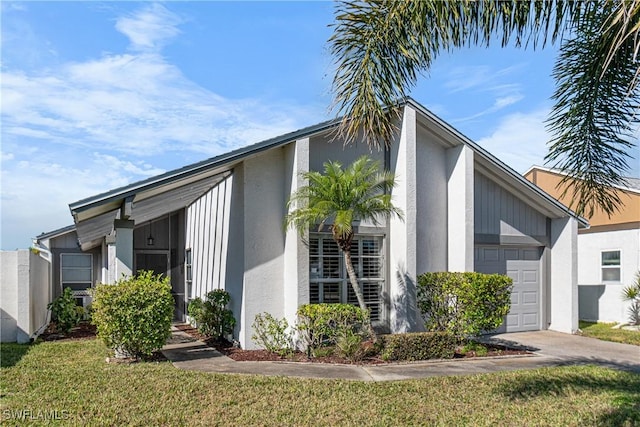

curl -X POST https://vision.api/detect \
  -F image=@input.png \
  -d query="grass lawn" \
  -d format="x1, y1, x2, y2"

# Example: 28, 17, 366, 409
579, 321, 640, 346
1, 339, 639, 426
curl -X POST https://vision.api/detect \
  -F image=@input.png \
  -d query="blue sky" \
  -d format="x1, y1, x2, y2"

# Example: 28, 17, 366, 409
1, 1, 639, 250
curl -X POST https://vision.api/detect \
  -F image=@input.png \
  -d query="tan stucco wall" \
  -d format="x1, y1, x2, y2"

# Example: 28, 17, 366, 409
525, 168, 640, 227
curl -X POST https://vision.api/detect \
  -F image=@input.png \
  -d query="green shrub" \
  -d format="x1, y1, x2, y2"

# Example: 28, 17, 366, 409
48, 288, 84, 334
252, 312, 293, 356
335, 328, 367, 361
187, 290, 236, 339
378, 332, 456, 361
416, 272, 513, 339
460, 340, 489, 357
91, 271, 174, 358
296, 303, 368, 357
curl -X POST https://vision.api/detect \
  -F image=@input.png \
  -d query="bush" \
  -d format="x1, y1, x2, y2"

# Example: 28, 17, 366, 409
378, 332, 456, 361
48, 288, 84, 334
335, 328, 368, 361
91, 271, 174, 358
187, 290, 236, 339
416, 272, 513, 339
252, 312, 293, 356
296, 303, 368, 357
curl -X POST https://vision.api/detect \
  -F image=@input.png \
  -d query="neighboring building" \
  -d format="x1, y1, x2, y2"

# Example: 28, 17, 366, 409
33, 99, 587, 348
525, 166, 640, 324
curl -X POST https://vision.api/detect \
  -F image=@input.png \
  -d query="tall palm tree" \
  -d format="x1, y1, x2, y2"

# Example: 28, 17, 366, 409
285, 155, 403, 313
329, 0, 639, 217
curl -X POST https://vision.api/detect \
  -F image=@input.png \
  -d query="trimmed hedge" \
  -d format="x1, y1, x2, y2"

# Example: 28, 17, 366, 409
296, 303, 368, 356
378, 332, 456, 361
91, 271, 174, 358
417, 272, 513, 339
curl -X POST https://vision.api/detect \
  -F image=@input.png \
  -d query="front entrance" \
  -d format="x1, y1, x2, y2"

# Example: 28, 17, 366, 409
135, 251, 184, 321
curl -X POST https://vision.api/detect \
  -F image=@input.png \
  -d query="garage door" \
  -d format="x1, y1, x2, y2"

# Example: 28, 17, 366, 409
474, 246, 542, 332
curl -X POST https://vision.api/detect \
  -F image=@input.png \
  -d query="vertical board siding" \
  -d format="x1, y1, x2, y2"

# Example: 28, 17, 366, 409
474, 172, 546, 237
186, 174, 233, 299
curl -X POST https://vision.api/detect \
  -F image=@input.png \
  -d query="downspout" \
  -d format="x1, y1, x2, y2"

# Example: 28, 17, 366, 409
30, 239, 53, 340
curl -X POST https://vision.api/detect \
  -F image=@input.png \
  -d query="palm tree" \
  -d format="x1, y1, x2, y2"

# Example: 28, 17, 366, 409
285, 155, 403, 313
329, 0, 639, 217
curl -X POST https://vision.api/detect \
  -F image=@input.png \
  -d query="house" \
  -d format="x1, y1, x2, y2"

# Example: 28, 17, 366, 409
34, 99, 587, 349
525, 166, 640, 324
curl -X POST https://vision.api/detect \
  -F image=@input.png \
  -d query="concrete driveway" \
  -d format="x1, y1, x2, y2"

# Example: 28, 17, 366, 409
483, 330, 639, 373
162, 329, 639, 381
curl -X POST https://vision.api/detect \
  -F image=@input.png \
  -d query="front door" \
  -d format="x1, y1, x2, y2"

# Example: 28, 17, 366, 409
135, 251, 182, 321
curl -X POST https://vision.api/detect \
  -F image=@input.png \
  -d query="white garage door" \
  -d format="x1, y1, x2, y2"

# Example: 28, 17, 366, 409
474, 246, 542, 332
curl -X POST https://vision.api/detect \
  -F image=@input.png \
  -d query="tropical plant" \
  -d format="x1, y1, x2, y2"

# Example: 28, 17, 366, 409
622, 271, 640, 325
285, 155, 403, 314
47, 287, 84, 334
329, 0, 639, 217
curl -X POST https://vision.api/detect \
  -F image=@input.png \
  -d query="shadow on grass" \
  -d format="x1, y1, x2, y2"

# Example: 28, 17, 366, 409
496, 367, 640, 426
0, 341, 37, 368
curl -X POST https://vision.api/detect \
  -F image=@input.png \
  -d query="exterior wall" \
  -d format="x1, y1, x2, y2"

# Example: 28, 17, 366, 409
415, 123, 448, 274
240, 148, 288, 348
577, 228, 639, 323
186, 175, 233, 299
474, 172, 547, 242
549, 216, 579, 333
446, 144, 474, 271
525, 168, 640, 228
1, 250, 51, 343
388, 106, 418, 333
283, 138, 310, 328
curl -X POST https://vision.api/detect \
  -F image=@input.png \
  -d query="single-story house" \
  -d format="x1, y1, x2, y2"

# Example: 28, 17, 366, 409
525, 166, 640, 324
35, 98, 587, 349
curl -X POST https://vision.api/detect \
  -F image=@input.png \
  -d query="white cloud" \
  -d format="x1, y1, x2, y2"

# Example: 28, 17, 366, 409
115, 3, 183, 52
475, 109, 551, 174
0, 2, 321, 249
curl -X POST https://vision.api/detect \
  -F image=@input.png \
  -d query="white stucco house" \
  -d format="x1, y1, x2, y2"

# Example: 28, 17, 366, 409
525, 166, 640, 324
33, 99, 587, 348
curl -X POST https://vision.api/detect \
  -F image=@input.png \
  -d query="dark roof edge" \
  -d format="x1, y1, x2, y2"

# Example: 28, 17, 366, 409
35, 224, 77, 241
404, 98, 590, 228
69, 116, 342, 214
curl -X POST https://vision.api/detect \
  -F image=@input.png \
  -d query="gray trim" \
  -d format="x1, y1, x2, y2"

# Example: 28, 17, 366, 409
69, 119, 340, 215
474, 233, 549, 247
36, 224, 76, 241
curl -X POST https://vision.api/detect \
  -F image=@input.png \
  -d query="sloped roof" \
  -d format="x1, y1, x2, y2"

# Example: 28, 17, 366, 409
68, 98, 588, 248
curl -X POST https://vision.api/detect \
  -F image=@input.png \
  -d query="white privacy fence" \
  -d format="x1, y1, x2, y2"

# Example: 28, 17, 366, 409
1, 250, 51, 343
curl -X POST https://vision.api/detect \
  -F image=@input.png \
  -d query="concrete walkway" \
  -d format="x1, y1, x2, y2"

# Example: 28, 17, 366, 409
161, 329, 639, 382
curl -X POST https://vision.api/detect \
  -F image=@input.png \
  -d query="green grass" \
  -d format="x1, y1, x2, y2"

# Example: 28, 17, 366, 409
1, 339, 639, 426
579, 321, 640, 346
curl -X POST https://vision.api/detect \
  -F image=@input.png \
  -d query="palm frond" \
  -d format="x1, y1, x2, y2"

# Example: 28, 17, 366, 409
546, 4, 639, 217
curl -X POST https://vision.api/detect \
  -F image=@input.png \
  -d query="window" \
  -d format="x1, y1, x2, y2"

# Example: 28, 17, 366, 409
309, 234, 384, 321
601, 250, 621, 282
60, 254, 92, 292
185, 249, 193, 300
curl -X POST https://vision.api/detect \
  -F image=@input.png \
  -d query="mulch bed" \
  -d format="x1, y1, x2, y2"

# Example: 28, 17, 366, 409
39, 321, 97, 341
175, 324, 530, 365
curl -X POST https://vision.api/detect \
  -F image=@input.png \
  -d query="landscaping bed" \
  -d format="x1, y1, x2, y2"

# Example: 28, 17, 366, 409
175, 324, 530, 365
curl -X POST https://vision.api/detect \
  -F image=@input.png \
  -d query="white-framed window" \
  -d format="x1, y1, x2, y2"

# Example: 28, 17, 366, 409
309, 234, 384, 321
185, 249, 193, 300
601, 250, 621, 282
60, 253, 93, 292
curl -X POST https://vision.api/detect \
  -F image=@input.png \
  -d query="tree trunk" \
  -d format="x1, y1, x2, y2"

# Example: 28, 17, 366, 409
343, 249, 366, 312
